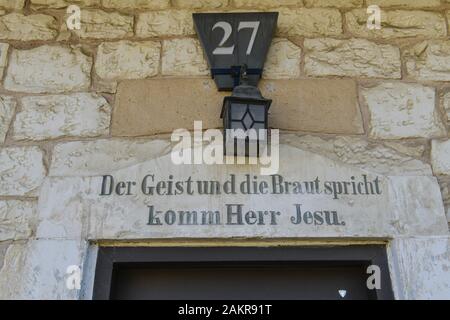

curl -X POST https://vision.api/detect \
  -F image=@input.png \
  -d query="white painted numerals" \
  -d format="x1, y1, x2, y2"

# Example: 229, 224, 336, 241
212, 21, 260, 56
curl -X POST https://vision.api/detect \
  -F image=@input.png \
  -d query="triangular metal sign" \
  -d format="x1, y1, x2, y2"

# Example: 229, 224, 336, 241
193, 12, 278, 91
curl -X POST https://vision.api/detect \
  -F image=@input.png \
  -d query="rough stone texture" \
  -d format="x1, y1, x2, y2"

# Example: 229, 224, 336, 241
277, 8, 342, 37
0, 43, 8, 80
0, 96, 15, 144
0, 240, 86, 299
50, 138, 171, 177
12, 93, 111, 141
4, 46, 92, 94
136, 10, 194, 37
0, 13, 58, 41
0, 0, 25, 9
282, 134, 432, 176
102, 0, 169, 10
405, 41, 450, 82
173, 0, 227, 8
0, 147, 46, 196
263, 38, 301, 79
0, 201, 36, 241
390, 237, 450, 300
304, 0, 362, 7
438, 179, 450, 222
234, 0, 302, 7
30, 0, 99, 8
382, 141, 425, 158
444, 93, 450, 124
346, 10, 446, 39
367, 0, 441, 8
431, 140, 450, 176
362, 83, 446, 139
40, 143, 448, 240
112, 79, 364, 137
73, 10, 133, 39
95, 41, 160, 80
304, 38, 401, 79
162, 39, 209, 76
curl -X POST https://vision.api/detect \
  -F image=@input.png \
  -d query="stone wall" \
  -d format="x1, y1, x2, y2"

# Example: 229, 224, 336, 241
0, 0, 450, 299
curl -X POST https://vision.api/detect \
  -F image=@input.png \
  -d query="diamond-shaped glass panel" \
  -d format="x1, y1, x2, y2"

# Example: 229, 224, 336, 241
242, 112, 254, 130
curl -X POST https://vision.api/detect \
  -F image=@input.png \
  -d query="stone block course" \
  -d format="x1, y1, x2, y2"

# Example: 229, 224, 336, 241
4, 46, 92, 94
362, 83, 446, 140
12, 93, 111, 141
304, 38, 401, 79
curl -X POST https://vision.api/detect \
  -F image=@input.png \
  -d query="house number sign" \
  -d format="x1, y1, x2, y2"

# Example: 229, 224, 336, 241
193, 12, 278, 90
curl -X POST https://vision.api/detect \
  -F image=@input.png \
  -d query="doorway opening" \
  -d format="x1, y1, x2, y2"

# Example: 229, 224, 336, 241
93, 246, 393, 300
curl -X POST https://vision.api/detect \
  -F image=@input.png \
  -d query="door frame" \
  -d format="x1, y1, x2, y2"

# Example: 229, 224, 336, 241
92, 245, 394, 300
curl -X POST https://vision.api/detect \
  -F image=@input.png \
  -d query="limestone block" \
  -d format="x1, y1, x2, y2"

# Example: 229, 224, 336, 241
0, 147, 46, 196
304, 38, 401, 79
362, 83, 446, 139
12, 93, 111, 141
95, 41, 160, 80
4, 46, 92, 94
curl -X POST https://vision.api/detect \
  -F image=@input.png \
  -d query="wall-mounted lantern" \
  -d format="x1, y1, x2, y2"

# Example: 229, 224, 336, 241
221, 65, 272, 157
193, 12, 278, 157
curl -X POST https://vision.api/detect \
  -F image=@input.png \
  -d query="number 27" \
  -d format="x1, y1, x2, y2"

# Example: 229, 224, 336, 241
212, 21, 260, 56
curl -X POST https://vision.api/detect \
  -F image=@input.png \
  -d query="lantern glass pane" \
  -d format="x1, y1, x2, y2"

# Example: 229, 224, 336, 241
248, 104, 266, 121
230, 103, 247, 120
242, 112, 253, 130
231, 121, 245, 130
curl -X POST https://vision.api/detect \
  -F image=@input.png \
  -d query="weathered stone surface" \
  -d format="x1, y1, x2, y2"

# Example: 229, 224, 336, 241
12, 93, 111, 141
304, 38, 401, 79
277, 8, 342, 37
382, 141, 425, 159
0, 96, 15, 144
431, 140, 450, 176
50, 138, 171, 177
0, 201, 36, 241
4, 46, 92, 94
0, 147, 46, 196
362, 83, 446, 139
261, 80, 363, 134
102, 0, 169, 10
30, 0, 99, 8
40, 142, 449, 240
405, 41, 450, 81
95, 41, 160, 80
438, 179, 450, 222
0, 240, 86, 299
444, 92, 450, 124
346, 10, 446, 39
37, 178, 91, 239
263, 38, 301, 79
367, 0, 441, 8
233, 0, 302, 7
112, 79, 223, 137
304, 0, 362, 7
136, 10, 194, 37
0, 13, 58, 41
162, 39, 209, 76
173, 0, 227, 8
282, 134, 432, 176
112, 79, 363, 137
390, 237, 450, 300
0, 43, 8, 80
0, 0, 25, 9
73, 10, 133, 39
